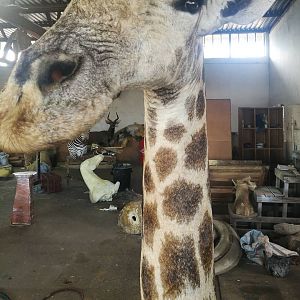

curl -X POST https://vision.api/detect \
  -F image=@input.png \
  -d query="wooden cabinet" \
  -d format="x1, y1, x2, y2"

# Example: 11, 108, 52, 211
238, 107, 284, 165
207, 99, 232, 160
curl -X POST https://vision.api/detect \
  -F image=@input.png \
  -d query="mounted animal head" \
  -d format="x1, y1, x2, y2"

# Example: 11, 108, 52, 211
0, 0, 275, 153
233, 176, 257, 191
105, 112, 120, 128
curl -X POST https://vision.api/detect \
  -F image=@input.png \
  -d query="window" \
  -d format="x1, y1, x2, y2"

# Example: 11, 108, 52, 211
204, 33, 266, 59
0, 41, 16, 67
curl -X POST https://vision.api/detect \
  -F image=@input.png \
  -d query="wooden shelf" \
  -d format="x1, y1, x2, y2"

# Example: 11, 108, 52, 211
239, 107, 284, 164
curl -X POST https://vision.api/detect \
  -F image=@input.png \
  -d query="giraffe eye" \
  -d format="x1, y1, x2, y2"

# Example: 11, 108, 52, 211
174, 0, 204, 14
185, 1, 200, 13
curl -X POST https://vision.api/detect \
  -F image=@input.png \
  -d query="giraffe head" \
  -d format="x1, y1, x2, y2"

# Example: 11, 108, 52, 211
0, 0, 274, 153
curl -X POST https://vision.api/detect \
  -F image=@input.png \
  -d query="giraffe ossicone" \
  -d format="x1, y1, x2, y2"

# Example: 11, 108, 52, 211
0, 0, 275, 299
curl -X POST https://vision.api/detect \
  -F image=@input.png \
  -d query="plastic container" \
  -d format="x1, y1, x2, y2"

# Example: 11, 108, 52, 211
0, 152, 9, 166
112, 163, 132, 192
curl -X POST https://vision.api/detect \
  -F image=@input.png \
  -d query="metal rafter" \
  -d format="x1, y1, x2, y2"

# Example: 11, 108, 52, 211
0, 5, 46, 38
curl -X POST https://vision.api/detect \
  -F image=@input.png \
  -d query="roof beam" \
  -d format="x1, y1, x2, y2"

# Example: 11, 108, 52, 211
0, 5, 46, 39
0, 4, 67, 14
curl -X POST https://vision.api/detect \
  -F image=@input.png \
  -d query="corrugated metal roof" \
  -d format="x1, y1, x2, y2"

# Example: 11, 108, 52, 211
215, 0, 295, 34
0, 0, 295, 41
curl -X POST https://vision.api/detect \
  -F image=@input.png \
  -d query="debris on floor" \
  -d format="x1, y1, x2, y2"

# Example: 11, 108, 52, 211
274, 223, 300, 252
240, 229, 299, 277
99, 205, 118, 211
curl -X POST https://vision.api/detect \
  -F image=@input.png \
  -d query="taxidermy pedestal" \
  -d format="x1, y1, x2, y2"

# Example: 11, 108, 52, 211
11, 171, 36, 226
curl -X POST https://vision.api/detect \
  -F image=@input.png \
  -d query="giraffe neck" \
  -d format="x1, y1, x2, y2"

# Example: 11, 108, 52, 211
140, 69, 215, 299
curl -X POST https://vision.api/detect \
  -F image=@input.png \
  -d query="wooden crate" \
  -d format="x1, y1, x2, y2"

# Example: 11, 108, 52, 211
229, 186, 300, 232
41, 172, 62, 193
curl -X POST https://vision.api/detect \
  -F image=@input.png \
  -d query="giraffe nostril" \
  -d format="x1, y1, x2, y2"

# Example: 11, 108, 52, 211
38, 59, 79, 89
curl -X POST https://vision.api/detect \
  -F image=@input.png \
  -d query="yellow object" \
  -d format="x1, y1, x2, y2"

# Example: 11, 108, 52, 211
25, 150, 51, 171
0, 165, 12, 177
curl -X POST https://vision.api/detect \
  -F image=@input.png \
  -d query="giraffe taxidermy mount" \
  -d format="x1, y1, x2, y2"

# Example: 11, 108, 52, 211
0, 0, 275, 299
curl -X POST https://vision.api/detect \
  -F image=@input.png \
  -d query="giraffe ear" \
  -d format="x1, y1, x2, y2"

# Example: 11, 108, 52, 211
221, 0, 276, 25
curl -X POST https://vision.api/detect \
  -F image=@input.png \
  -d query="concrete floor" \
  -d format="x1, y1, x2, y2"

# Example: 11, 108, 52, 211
0, 167, 300, 300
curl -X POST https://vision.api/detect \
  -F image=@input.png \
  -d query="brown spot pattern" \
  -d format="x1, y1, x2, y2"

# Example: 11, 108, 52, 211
163, 179, 203, 223
154, 147, 177, 181
141, 257, 158, 300
147, 106, 157, 121
185, 126, 207, 171
164, 123, 186, 143
147, 126, 157, 146
153, 85, 179, 105
146, 106, 157, 146
144, 163, 155, 193
143, 202, 160, 247
159, 234, 200, 298
185, 95, 196, 121
196, 90, 205, 119
199, 211, 213, 278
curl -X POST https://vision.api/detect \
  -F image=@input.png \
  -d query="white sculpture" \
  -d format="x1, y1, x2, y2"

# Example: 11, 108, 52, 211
80, 155, 120, 203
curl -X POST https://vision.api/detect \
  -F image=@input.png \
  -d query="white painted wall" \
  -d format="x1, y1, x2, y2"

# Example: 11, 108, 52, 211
269, 0, 300, 106
92, 60, 270, 133
91, 89, 144, 132
205, 59, 269, 132
0, 59, 269, 133
0, 67, 12, 88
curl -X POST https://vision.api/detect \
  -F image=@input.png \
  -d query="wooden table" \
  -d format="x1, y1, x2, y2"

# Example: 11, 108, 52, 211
229, 186, 300, 231
275, 167, 300, 197
255, 186, 300, 229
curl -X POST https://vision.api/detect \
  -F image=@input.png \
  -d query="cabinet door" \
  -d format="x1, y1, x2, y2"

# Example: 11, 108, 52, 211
207, 99, 232, 160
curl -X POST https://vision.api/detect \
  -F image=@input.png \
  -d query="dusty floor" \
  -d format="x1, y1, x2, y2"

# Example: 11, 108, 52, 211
0, 167, 300, 300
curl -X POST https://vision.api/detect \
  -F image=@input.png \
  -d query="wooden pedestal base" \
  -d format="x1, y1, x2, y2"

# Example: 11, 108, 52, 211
11, 171, 36, 226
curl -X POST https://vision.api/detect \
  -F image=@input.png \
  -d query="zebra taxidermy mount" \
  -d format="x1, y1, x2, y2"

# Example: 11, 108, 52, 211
98, 113, 120, 146
67, 132, 89, 160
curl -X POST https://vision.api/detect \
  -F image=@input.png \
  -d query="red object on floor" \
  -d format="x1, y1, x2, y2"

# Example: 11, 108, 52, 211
11, 171, 36, 226
41, 172, 62, 193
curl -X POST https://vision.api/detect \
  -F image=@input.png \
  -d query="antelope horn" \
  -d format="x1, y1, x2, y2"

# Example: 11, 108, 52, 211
115, 112, 119, 121
106, 112, 112, 122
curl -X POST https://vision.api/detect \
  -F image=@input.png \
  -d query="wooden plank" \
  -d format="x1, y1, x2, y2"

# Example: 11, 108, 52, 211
283, 182, 289, 197
210, 165, 265, 170
284, 177, 300, 184
282, 203, 288, 218
255, 187, 284, 199
233, 216, 300, 224
209, 160, 263, 166
211, 188, 234, 194
256, 197, 300, 204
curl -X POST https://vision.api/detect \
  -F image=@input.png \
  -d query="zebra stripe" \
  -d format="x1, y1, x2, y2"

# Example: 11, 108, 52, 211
67, 134, 88, 160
